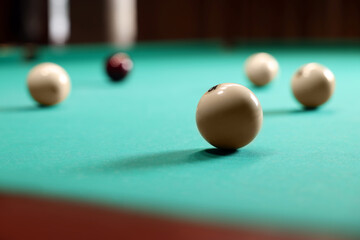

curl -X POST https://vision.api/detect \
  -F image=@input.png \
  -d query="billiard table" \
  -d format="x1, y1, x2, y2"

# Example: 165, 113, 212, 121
0, 41, 359, 239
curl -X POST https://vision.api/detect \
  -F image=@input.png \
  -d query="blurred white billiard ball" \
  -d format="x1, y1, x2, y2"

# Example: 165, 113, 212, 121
245, 52, 279, 86
196, 83, 263, 149
27, 63, 71, 106
291, 63, 335, 108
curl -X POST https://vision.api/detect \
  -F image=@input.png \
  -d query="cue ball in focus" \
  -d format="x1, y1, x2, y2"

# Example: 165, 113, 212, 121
291, 63, 335, 108
245, 52, 279, 86
196, 83, 263, 149
27, 63, 71, 106
106, 53, 133, 81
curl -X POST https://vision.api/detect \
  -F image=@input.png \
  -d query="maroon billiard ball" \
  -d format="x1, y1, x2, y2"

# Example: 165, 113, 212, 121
106, 53, 133, 81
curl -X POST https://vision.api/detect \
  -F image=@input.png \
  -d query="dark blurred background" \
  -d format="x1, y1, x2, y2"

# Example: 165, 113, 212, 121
1, 0, 360, 46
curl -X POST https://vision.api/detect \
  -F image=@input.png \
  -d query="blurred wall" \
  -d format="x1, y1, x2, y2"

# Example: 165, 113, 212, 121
0, 0, 48, 44
69, 1, 107, 43
1, 0, 360, 45
138, 0, 360, 42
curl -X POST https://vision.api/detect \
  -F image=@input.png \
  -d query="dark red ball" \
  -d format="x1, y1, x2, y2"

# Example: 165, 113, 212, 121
106, 53, 133, 81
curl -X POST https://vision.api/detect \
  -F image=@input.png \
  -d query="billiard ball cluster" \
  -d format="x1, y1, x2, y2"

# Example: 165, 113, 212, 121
26, 52, 132, 106
25, 50, 335, 151
243, 52, 335, 108
196, 52, 335, 150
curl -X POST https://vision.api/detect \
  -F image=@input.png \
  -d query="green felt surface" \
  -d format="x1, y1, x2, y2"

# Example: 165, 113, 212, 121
0, 42, 360, 236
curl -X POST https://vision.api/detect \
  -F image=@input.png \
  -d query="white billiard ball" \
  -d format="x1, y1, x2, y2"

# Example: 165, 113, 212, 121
196, 83, 263, 149
291, 63, 335, 108
27, 63, 71, 106
244, 52, 279, 86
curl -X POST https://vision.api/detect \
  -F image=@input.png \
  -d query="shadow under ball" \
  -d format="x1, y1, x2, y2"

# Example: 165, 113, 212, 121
27, 63, 71, 106
196, 83, 263, 149
291, 63, 335, 108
